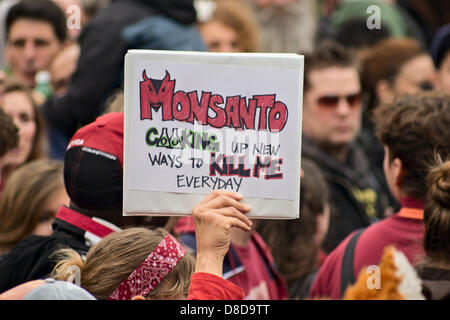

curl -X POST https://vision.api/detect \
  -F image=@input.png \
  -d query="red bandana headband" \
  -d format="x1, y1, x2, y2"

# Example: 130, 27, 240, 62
109, 234, 186, 300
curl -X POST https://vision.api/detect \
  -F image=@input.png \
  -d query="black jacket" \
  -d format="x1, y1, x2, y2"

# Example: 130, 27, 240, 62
0, 217, 89, 293
41, 0, 205, 137
301, 136, 389, 253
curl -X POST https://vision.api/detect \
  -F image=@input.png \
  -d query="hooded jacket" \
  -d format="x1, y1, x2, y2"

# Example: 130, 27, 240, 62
302, 136, 388, 253
41, 0, 205, 138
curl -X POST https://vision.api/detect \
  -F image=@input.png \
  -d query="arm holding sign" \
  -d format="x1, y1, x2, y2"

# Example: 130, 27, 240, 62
188, 190, 252, 300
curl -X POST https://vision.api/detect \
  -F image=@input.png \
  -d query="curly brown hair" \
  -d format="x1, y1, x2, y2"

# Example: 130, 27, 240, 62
375, 91, 450, 201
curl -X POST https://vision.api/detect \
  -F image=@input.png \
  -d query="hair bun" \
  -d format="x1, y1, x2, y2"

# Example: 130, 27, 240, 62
428, 160, 450, 207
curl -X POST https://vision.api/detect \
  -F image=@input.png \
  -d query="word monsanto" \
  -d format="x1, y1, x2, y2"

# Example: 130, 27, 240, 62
140, 70, 288, 132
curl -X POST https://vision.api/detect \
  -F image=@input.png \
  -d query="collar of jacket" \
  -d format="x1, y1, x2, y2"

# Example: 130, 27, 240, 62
301, 135, 372, 183
53, 206, 121, 247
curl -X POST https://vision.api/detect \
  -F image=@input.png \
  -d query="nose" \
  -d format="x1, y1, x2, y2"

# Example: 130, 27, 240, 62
335, 97, 352, 115
23, 41, 36, 61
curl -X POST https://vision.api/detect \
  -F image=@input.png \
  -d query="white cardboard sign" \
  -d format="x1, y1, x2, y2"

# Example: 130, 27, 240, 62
123, 50, 303, 219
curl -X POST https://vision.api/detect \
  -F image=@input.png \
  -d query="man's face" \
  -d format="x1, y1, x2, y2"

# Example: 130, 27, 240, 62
437, 51, 450, 94
5, 19, 62, 88
302, 67, 362, 148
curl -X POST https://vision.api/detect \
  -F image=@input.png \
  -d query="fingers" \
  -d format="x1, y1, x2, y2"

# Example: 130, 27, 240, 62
197, 190, 243, 207
193, 191, 252, 232
197, 194, 250, 214
227, 216, 252, 232
209, 195, 250, 212
214, 207, 252, 229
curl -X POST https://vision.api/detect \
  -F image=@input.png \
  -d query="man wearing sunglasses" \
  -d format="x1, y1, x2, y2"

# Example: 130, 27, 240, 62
301, 40, 388, 254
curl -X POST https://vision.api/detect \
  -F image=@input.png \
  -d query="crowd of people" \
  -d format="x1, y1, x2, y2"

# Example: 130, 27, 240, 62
0, 0, 449, 301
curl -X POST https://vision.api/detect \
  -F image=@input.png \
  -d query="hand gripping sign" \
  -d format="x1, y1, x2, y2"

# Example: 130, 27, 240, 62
123, 50, 303, 219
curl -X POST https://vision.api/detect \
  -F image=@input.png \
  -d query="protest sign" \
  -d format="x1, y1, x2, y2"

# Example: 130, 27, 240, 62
123, 50, 303, 219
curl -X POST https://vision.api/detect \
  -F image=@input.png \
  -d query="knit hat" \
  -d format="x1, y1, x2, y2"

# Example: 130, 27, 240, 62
331, 0, 409, 38
64, 112, 124, 211
430, 23, 450, 69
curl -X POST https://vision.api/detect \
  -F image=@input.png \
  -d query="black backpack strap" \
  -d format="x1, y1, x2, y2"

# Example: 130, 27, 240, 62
340, 229, 365, 298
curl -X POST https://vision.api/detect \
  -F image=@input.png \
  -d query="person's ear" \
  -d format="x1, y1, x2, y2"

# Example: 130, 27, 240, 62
376, 79, 395, 105
391, 158, 404, 187
131, 295, 146, 300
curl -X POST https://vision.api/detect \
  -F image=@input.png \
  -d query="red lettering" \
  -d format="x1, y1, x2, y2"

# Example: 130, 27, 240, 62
207, 94, 226, 128
172, 91, 190, 121
240, 98, 257, 130
254, 95, 275, 131
225, 96, 241, 129
139, 70, 289, 132
269, 101, 288, 132
187, 91, 210, 125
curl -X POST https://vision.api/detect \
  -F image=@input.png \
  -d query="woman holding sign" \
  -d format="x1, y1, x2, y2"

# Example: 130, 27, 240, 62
38, 190, 252, 300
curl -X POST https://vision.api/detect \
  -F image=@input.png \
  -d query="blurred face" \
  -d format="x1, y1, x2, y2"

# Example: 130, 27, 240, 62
6, 19, 62, 87
1, 91, 36, 169
393, 54, 436, 94
436, 52, 450, 94
314, 204, 330, 247
303, 67, 362, 148
199, 20, 241, 52
33, 186, 69, 236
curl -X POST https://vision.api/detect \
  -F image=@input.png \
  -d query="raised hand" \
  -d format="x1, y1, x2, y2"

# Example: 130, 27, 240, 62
192, 190, 252, 277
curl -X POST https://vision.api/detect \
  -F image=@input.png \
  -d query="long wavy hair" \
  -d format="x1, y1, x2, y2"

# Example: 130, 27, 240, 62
0, 159, 64, 253
256, 159, 329, 288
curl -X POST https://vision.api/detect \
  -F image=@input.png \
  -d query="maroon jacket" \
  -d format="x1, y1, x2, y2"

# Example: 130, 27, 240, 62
310, 198, 425, 300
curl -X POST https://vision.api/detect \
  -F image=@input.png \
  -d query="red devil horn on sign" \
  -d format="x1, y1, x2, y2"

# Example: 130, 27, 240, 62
163, 70, 170, 81
142, 70, 150, 81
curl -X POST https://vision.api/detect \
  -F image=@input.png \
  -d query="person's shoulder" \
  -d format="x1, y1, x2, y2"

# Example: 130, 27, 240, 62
6, 235, 58, 255
1, 232, 85, 264
360, 213, 413, 240
0, 235, 59, 267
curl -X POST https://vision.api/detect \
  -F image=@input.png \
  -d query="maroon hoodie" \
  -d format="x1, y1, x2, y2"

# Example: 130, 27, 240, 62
310, 198, 425, 300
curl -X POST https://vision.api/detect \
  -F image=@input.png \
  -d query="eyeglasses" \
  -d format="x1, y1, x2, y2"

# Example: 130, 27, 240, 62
316, 92, 362, 109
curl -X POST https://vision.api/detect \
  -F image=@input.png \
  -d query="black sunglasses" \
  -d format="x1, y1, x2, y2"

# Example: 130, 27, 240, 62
317, 92, 362, 109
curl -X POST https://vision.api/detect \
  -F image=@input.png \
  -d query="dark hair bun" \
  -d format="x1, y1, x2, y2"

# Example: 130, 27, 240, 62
428, 160, 450, 208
